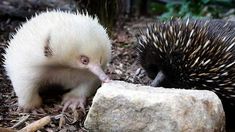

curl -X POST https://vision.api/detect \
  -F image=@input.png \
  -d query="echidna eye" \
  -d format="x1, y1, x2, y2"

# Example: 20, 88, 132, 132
80, 55, 89, 65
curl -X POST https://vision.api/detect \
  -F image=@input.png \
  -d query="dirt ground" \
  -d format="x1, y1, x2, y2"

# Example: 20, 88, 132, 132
0, 15, 155, 131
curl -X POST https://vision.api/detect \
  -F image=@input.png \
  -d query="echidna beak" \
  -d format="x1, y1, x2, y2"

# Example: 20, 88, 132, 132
88, 64, 110, 83
150, 70, 165, 87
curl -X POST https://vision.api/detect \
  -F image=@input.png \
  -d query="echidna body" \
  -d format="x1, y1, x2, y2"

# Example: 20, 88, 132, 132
4, 11, 111, 112
137, 19, 235, 101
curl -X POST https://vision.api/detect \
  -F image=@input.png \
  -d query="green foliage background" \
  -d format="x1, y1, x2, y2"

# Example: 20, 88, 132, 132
149, 0, 235, 20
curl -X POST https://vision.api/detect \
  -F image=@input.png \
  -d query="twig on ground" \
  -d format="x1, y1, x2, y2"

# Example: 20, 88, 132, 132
0, 127, 16, 132
18, 116, 51, 132
11, 114, 30, 128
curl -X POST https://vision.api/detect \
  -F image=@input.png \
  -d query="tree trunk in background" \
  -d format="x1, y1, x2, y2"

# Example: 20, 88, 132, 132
77, 0, 119, 33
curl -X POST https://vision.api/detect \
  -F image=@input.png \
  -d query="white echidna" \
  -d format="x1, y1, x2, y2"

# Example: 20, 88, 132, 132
4, 10, 111, 112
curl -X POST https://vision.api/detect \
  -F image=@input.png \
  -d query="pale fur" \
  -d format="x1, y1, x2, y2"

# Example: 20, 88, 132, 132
4, 11, 111, 110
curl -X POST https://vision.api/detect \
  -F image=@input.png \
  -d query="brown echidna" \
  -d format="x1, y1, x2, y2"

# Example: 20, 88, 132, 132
137, 18, 235, 102
137, 18, 235, 129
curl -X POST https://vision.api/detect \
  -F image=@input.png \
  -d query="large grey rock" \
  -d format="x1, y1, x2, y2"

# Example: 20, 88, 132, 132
84, 81, 225, 132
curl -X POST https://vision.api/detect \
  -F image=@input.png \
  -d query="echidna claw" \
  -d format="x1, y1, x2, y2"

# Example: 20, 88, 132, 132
62, 96, 86, 114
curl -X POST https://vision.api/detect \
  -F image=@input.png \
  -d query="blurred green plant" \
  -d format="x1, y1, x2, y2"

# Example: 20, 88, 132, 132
151, 0, 235, 20
149, 2, 166, 15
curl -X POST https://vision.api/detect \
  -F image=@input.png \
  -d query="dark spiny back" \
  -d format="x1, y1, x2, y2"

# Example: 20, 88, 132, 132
137, 18, 235, 100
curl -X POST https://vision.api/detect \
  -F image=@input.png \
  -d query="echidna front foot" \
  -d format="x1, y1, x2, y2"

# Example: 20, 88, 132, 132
62, 95, 86, 114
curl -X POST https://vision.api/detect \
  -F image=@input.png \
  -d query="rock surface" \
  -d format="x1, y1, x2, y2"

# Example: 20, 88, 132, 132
84, 81, 225, 132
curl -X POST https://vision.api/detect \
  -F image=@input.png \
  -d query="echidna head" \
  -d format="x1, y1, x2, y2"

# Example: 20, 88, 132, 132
45, 13, 111, 82
137, 27, 184, 87
138, 44, 183, 87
